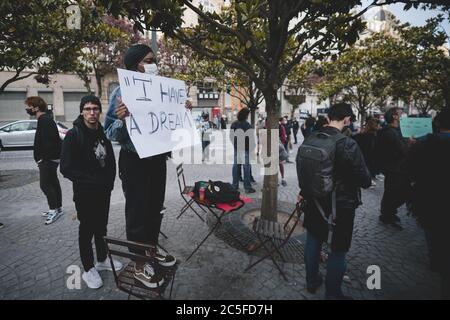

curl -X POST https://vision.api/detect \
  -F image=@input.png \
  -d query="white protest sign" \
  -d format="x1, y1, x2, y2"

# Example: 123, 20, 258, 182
117, 68, 201, 158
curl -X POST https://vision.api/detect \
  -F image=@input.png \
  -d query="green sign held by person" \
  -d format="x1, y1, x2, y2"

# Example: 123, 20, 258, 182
400, 117, 433, 138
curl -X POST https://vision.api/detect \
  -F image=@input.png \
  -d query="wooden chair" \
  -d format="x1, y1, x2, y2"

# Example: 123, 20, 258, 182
103, 236, 178, 300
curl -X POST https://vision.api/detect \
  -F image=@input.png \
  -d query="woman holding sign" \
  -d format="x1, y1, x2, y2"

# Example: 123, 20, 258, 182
104, 44, 176, 288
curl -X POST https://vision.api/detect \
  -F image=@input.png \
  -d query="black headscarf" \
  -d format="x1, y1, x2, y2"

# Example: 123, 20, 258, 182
124, 44, 153, 71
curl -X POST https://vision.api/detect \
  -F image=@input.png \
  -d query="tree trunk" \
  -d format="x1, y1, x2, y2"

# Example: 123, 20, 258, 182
260, 89, 281, 222
250, 107, 256, 127
95, 72, 103, 99
291, 104, 299, 119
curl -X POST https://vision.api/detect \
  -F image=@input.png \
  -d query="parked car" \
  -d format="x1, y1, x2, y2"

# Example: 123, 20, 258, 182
0, 120, 68, 148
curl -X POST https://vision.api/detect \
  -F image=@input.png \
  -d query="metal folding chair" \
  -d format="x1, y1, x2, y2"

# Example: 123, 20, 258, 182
185, 197, 249, 262
103, 236, 178, 300
245, 201, 305, 281
176, 163, 206, 222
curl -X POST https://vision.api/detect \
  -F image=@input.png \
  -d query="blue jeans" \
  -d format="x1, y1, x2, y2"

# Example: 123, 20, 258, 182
304, 231, 347, 298
232, 151, 251, 190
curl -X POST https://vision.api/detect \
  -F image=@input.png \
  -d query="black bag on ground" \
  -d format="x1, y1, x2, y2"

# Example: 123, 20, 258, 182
193, 180, 240, 203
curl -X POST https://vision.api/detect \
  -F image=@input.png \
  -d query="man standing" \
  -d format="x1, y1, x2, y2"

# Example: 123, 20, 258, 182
230, 107, 256, 193
407, 109, 450, 299
292, 117, 300, 144
200, 113, 216, 162
376, 107, 412, 230
297, 103, 371, 299
60, 95, 122, 289
25, 97, 62, 225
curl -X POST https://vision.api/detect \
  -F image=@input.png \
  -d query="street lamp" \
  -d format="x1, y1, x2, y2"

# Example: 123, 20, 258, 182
151, 30, 158, 56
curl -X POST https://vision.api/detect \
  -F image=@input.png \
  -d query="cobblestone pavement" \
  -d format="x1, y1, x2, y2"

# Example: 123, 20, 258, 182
0, 136, 441, 300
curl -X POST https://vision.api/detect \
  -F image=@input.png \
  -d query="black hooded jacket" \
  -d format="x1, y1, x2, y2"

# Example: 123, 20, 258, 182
60, 116, 116, 193
33, 112, 61, 163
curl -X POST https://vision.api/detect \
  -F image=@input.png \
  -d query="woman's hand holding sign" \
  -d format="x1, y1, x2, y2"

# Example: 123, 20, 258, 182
116, 96, 130, 120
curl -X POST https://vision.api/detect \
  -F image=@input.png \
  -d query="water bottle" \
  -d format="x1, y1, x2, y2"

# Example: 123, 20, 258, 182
199, 187, 205, 202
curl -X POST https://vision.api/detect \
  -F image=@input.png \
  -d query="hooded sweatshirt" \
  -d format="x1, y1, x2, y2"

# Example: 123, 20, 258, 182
60, 116, 116, 193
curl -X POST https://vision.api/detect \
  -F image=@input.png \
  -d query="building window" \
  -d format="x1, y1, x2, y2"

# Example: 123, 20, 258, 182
38, 91, 54, 111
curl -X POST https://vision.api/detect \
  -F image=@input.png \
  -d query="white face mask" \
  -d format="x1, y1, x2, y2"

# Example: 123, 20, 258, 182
143, 63, 158, 75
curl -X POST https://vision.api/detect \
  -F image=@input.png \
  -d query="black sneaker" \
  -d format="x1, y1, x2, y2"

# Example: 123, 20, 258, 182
0, 222, 4, 229
307, 275, 323, 294
147, 247, 176, 267
390, 222, 404, 230
379, 216, 403, 230
134, 263, 164, 288
379, 215, 393, 224
245, 188, 256, 194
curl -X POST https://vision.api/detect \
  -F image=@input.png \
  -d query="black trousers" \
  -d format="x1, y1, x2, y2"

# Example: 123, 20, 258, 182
75, 191, 111, 272
293, 129, 298, 144
38, 160, 62, 210
119, 149, 166, 254
380, 172, 410, 219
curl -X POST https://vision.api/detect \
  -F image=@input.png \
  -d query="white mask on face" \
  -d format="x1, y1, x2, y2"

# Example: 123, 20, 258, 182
143, 63, 158, 75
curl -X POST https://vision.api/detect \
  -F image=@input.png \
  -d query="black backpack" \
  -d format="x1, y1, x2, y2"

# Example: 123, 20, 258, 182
296, 131, 346, 198
296, 130, 347, 244
194, 180, 241, 203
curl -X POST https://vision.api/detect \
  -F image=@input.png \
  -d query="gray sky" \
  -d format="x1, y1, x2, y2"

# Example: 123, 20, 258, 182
361, 1, 450, 36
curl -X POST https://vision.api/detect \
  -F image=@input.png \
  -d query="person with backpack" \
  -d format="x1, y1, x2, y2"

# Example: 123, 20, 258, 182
296, 103, 371, 300
406, 108, 450, 299
375, 107, 414, 230
24, 96, 63, 225
60, 95, 122, 289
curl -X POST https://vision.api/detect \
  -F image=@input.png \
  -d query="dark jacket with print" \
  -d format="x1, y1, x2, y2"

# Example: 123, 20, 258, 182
60, 116, 116, 193
300, 126, 371, 252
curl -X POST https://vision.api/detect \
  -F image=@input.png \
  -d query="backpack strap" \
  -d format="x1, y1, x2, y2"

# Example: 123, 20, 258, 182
72, 125, 84, 149
313, 191, 337, 245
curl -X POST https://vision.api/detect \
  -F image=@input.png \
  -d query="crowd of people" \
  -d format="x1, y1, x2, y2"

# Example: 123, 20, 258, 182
14, 42, 449, 300
296, 103, 450, 300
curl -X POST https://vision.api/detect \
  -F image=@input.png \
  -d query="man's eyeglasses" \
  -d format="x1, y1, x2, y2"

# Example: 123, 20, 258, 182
83, 107, 100, 113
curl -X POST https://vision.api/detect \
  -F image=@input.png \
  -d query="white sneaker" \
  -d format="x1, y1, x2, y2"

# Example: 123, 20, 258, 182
42, 207, 62, 217
82, 267, 103, 289
95, 258, 123, 272
44, 209, 62, 225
